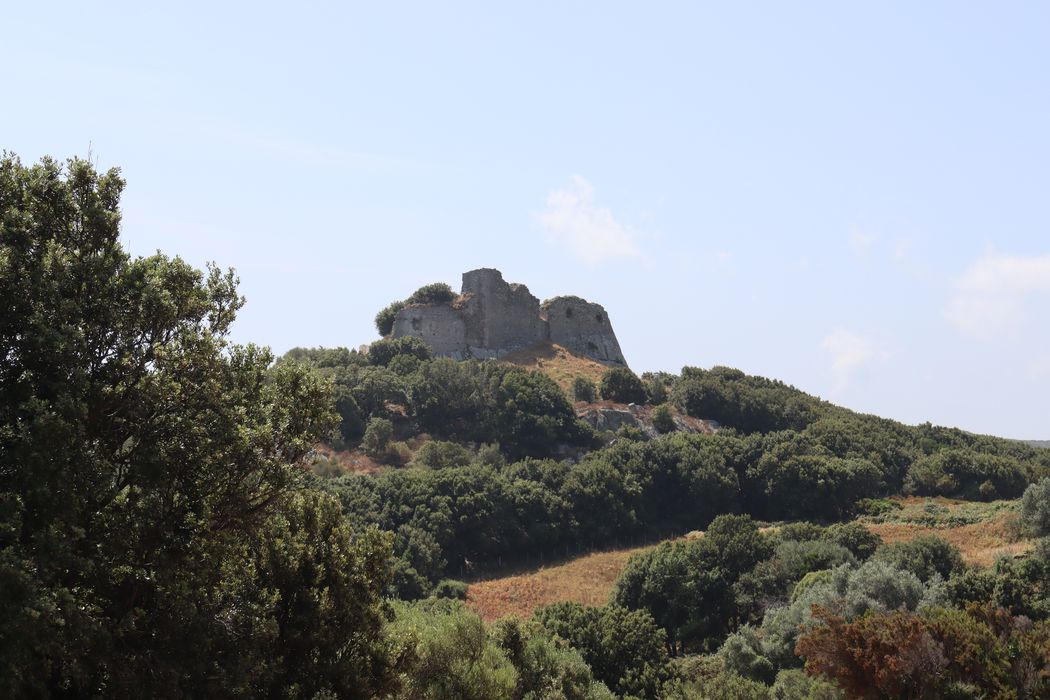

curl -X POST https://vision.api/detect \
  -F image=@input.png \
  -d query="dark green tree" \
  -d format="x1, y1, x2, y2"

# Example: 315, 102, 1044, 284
535, 602, 671, 698
374, 282, 454, 337
375, 300, 406, 336
362, 416, 394, 456
613, 515, 773, 654
368, 335, 431, 367
389, 600, 518, 699
0, 154, 399, 696
874, 535, 965, 583
405, 282, 455, 305
1021, 477, 1050, 536
651, 404, 676, 433
599, 367, 648, 404
572, 376, 597, 403
494, 368, 591, 459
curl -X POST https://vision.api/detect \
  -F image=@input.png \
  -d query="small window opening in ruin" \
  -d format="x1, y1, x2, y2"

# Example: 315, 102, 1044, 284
595, 313, 603, 323
411, 318, 422, 331
565, 308, 573, 318
587, 341, 598, 353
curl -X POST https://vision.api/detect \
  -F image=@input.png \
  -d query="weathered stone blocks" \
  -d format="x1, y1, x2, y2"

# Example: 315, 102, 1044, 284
391, 268, 627, 365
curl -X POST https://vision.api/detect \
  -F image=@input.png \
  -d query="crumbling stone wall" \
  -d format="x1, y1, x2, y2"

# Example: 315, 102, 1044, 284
391, 268, 627, 365
391, 303, 468, 358
461, 268, 547, 353
543, 296, 625, 365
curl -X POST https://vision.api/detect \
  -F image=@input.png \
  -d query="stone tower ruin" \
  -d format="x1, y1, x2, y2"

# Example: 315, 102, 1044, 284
390, 268, 627, 365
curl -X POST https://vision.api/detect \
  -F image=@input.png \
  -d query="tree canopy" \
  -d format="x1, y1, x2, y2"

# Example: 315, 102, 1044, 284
0, 155, 398, 696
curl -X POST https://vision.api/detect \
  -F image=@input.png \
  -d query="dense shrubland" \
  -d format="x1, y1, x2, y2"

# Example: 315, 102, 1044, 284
3, 154, 1049, 698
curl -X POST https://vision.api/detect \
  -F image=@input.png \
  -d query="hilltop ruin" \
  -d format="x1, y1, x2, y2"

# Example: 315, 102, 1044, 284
391, 268, 627, 365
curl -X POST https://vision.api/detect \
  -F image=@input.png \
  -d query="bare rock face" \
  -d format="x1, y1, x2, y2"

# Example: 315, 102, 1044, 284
391, 268, 627, 365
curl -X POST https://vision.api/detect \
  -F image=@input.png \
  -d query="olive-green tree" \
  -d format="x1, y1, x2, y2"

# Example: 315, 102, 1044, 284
0, 154, 399, 696
573, 376, 597, 403
599, 367, 648, 404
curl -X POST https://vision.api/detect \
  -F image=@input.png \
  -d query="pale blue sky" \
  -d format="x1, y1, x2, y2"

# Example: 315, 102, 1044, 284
5, 2, 1050, 438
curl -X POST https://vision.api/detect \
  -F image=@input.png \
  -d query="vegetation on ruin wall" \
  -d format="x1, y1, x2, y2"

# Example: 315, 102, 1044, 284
374, 282, 456, 336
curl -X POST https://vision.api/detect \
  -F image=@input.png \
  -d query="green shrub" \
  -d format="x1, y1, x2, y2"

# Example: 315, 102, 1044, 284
491, 618, 614, 700
615, 424, 646, 442
651, 404, 676, 433
388, 600, 517, 699
904, 448, 1030, 500
792, 569, 834, 601
308, 455, 345, 478
374, 300, 406, 336
771, 669, 844, 699
750, 448, 884, 521
534, 602, 671, 698
413, 440, 474, 469
599, 367, 648, 404
362, 416, 393, 456
572, 376, 597, 403
373, 283, 454, 338
685, 670, 772, 700
1020, 477, 1050, 537
432, 579, 469, 600
773, 539, 856, 582
776, 522, 826, 543
641, 372, 674, 405
855, 498, 904, 517
823, 522, 882, 560
874, 535, 964, 583
474, 443, 506, 468
671, 365, 820, 434
383, 440, 413, 467
368, 335, 431, 367
718, 626, 775, 683
406, 282, 455, 305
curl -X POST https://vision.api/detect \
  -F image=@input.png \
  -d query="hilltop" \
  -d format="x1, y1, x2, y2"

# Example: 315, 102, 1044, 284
381, 268, 627, 365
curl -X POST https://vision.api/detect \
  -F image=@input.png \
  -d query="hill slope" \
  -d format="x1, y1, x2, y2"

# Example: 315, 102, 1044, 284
500, 341, 611, 391
465, 495, 1033, 623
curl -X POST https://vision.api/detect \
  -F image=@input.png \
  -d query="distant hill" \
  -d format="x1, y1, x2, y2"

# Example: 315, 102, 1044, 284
1025, 440, 1050, 449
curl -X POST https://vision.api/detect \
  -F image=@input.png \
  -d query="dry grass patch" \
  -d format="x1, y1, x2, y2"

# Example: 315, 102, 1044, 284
465, 496, 1035, 625
309, 444, 387, 476
500, 342, 610, 391
867, 515, 1031, 568
466, 533, 704, 623
466, 544, 653, 623
861, 496, 1031, 568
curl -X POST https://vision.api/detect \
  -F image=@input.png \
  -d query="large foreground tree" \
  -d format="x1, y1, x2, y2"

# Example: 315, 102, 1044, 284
0, 154, 400, 697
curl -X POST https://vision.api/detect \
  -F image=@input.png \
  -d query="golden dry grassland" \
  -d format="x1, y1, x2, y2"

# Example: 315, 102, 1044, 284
500, 342, 610, 391
466, 544, 653, 623
466, 496, 1032, 623
860, 496, 1031, 568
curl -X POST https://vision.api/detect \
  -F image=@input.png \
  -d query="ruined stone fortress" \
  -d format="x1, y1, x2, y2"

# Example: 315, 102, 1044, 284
391, 268, 627, 365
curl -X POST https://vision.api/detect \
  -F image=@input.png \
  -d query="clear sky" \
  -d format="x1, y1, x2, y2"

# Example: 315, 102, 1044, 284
5, 2, 1050, 439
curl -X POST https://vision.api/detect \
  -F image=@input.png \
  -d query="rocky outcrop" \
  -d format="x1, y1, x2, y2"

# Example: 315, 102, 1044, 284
391, 268, 627, 365
577, 403, 717, 440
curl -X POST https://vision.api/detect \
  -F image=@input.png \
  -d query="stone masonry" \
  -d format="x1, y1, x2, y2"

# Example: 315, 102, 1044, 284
391, 268, 627, 365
